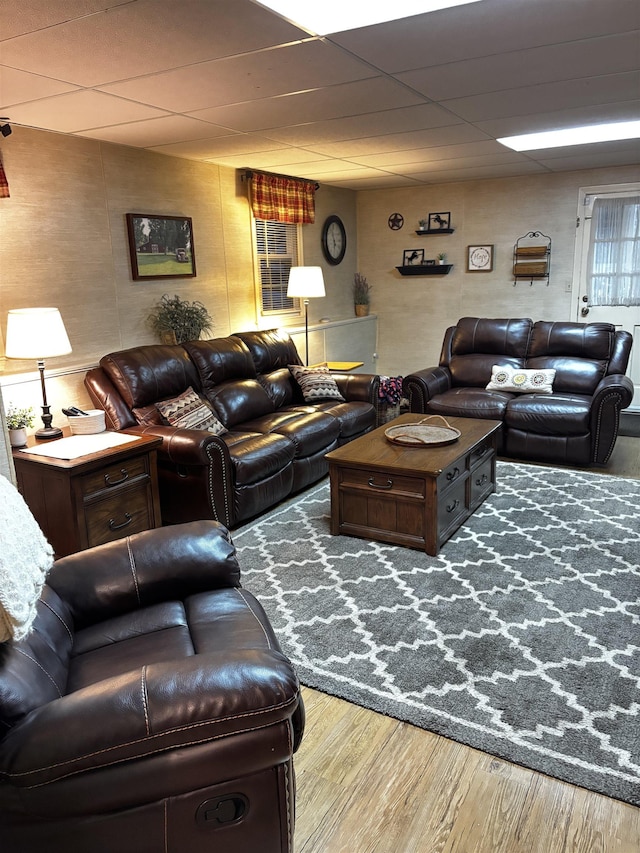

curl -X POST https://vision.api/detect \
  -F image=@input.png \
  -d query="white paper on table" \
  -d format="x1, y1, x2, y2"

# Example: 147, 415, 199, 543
17, 432, 141, 460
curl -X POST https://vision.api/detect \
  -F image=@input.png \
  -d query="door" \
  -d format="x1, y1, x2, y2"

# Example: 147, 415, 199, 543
573, 185, 640, 410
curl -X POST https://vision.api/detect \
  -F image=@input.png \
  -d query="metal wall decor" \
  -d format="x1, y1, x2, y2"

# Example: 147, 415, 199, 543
388, 212, 404, 230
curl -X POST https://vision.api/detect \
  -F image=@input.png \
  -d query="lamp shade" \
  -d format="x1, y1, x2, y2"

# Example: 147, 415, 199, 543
287, 266, 326, 299
5, 308, 72, 360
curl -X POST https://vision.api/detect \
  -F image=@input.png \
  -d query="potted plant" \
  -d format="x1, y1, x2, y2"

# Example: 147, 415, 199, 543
148, 293, 213, 344
418, 218, 429, 231
437, 252, 447, 265
6, 404, 35, 447
353, 273, 372, 317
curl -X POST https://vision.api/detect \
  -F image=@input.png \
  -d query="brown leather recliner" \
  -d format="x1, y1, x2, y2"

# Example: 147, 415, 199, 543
403, 317, 633, 466
0, 522, 304, 853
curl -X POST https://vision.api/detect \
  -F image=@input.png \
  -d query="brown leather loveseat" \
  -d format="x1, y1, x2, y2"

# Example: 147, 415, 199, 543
403, 317, 633, 466
0, 521, 304, 853
85, 328, 377, 528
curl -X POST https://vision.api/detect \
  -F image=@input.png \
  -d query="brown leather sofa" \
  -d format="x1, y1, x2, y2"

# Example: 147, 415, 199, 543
0, 521, 304, 853
403, 317, 633, 466
85, 328, 377, 528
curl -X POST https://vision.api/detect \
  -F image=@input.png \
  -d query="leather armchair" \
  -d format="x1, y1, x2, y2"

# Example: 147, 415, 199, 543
0, 522, 304, 853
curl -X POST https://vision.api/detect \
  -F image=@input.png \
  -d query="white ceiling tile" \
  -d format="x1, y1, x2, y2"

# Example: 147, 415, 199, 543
0, 1, 123, 40
477, 100, 640, 139
77, 116, 231, 147
0, 67, 79, 107
151, 134, 290, 159
339, 141, 506, 168
6, 90, 169, 132
99, 40, 374, 113
187, 78, 424, 132
308, 124, 490, 158
1, 0, 306, 86
403, 162, 549, 183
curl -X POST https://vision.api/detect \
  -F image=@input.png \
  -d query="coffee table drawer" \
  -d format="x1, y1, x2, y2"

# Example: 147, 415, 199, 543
338, 467, 425, 498
470, 456, 494, 507
437, 477, 467, 540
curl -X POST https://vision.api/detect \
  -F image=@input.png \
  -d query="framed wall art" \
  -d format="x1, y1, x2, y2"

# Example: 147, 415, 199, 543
403, 248, 425, 266
126, 213, 196, 280
428, 211, 451, 231
467, 244, 494, 272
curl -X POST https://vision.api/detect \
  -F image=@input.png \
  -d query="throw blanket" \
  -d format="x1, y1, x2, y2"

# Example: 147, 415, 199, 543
0, 475, 54, 642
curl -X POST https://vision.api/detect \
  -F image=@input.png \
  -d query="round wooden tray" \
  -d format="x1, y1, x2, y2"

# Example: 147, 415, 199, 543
385, 416, 460, 447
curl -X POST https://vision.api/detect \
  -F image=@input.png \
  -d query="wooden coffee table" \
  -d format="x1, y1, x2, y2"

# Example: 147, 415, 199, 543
326, 414, 502, 555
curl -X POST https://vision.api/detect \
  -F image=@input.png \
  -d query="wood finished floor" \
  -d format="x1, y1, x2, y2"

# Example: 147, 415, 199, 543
293, 436, 640, 853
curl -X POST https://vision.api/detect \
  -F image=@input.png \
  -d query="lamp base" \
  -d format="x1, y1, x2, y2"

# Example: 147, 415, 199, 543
35, 426, 63, 441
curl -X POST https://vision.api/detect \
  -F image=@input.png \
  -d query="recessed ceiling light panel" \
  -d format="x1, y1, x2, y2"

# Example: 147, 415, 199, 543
498, 120, 640, 152
254, 0, 482, 35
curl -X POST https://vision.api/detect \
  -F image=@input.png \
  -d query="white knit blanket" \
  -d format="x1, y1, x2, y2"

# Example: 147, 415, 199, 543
0, 475, 54, 642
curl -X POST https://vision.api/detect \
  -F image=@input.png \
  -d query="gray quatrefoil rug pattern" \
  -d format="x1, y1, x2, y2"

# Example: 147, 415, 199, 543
233, 462, 640, 806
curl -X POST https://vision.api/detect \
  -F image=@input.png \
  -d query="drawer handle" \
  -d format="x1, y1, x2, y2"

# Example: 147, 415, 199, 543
476, 445, 488, 458
109, 512, 132, 531
368, 477, 393, 490
446, 466, 460, 482
446, 498, 460, 514
104, 468, 129, 487
475, 474, 488, 487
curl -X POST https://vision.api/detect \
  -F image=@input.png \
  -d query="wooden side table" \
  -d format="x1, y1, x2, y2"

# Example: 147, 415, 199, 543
12, 431, 162, 558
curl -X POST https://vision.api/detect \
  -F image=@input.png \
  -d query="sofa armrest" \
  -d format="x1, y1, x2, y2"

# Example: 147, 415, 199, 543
403, 366, 452, 412
333, 372, 379, 405
589, 373, 635, 464
0, 647, 300, 788
47, 521, 241, 628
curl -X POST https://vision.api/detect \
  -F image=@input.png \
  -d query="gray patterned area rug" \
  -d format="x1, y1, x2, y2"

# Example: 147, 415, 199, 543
232, 462, 640, 806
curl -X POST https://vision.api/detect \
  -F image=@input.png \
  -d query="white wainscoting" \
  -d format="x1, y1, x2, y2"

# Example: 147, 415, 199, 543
287, 314, 378, 372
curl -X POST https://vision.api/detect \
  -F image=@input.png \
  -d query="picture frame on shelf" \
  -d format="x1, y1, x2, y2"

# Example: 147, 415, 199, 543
428, 211, 451, 230
403, 248, 425, 266
126, 213, 196, 280
467, 244, 494, 272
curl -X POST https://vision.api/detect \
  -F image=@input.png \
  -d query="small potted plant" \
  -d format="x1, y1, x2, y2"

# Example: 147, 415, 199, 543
353, 273, 372, 317
6, 404, 35, 447
148, 293, 213, 344
418, 218, 429, 231
437, 252, 447, 265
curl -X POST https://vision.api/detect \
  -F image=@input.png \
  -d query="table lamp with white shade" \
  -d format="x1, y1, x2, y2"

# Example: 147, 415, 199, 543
286, 266, 325, 365
5, 307, 72, 440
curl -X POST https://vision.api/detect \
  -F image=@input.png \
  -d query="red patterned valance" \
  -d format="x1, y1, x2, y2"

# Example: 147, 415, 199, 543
0, 159, 9, 198
249, 171, 316, 224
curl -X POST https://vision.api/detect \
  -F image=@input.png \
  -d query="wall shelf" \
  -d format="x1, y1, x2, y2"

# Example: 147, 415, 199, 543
396, 264, 452, 276
415, 228, 455, 235
513, 231, 551, 285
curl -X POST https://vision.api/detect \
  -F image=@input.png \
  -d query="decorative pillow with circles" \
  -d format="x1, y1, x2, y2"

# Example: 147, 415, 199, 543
486, 365, 556, 394
155, 386, 227, 434
288, 364, 345, 402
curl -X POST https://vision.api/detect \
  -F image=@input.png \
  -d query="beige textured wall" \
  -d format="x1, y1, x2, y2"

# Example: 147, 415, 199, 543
357, 165, 640, 376
0, 126, 357, 431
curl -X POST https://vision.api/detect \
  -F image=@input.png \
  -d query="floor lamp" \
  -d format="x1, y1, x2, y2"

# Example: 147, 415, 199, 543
287, 266, 326, 365
5, 307, 72, 440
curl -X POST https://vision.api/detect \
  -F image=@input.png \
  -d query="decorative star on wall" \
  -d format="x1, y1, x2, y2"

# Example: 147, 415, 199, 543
388, 212, 404, 230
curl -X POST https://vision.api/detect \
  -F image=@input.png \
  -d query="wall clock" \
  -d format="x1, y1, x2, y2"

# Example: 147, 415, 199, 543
321, 215, 347, 265
467, 244, 494, 272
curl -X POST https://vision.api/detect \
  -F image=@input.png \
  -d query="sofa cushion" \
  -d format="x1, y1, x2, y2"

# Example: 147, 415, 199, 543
505, 394, 591, 435
208, 379, 275, 427
427, 387, 513, 420
487, 365, 555, 394
184, 338, 257, 396
99, 345, 200, 409
527, 321, 612, 394
288, 365, 345, 402
155, 387, 227, 434
233, 329, 301, 373
241, 410, 340, 457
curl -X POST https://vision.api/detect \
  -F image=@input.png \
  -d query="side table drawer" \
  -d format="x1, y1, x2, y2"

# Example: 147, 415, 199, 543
80, 456, 149, 497
84, 484, 152, 547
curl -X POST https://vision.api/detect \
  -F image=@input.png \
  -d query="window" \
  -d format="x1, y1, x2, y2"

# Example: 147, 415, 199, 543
254, 219, 302, 316
588, 195, 640, 307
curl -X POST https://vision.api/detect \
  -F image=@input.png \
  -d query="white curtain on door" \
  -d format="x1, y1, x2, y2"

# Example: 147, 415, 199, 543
588, 195, 640, 306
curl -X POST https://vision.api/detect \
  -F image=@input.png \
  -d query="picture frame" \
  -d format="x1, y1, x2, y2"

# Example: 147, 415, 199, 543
403, 248, 425, 266
126, 213, 196, 280
467, 244, 494, 272
428, 211, 451, 231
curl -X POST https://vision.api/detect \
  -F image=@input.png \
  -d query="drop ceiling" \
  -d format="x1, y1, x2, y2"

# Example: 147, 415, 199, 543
1, 0, 639, 190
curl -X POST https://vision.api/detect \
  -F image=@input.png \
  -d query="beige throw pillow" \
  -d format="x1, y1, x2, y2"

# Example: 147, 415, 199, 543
486, 365, 556, 394
288, 364, 345, 402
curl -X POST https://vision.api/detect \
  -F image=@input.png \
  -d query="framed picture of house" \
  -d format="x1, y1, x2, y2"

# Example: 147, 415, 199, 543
126, 213, 196, 280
